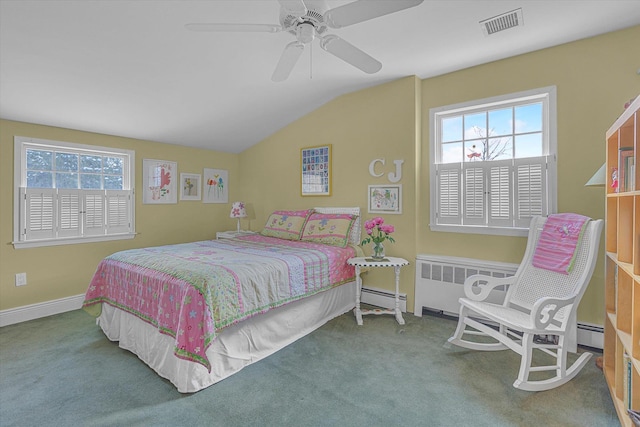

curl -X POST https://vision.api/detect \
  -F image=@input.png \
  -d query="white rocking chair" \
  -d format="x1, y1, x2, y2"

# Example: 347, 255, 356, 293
447, 216, 603, 391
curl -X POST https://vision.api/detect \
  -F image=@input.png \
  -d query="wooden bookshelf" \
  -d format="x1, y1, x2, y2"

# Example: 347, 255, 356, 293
603, 95, 639, 426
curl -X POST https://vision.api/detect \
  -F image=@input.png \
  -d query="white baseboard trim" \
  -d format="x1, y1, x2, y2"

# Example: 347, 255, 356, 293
361, 286, 407, 313
577, 322, 604, 350
419, 307, 604, 351
0, 294, 85, 327
1, 292, 603, 350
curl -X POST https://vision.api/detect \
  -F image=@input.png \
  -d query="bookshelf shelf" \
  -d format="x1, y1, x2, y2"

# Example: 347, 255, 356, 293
603, 94, 639, 426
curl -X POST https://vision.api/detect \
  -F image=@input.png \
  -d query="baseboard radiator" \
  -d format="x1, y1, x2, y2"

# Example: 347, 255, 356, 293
361, 287, 407, 313
414, 254, 603, 350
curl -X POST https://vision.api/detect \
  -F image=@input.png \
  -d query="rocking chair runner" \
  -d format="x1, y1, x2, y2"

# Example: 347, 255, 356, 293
447, 215, 603, 391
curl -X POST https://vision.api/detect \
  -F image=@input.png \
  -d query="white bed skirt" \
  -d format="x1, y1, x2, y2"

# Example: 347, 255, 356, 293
97, 281, 356, 393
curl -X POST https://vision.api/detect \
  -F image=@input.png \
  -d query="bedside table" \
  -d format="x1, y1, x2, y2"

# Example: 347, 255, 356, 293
347, 256, 409, 326
216, 230, 257, 240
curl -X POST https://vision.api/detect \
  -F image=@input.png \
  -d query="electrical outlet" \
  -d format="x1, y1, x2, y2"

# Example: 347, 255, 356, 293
15, 273, 27, 286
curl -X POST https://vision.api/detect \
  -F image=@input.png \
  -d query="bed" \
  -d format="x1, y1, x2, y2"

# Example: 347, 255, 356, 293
83, 207, 362, 393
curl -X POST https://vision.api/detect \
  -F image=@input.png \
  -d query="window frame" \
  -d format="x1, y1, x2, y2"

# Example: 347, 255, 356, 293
13, 136, 136, 248
429, 86, 557, 236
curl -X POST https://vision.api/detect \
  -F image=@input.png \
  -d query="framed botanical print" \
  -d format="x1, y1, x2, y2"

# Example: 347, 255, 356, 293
301, 144, 331, 196
203, 168, 228, 203
143, 159, 177, 204
179, 173, 201, 201
368, 184, 402, 214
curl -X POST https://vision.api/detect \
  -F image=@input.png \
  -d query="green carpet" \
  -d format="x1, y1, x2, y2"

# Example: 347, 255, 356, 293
0, 309, 618, 427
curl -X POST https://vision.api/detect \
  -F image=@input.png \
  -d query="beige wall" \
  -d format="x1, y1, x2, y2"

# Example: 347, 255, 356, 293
0, 120, 240, 310
418, 26, 640, 324
239, 76, 421, 294
2, 26, 639, 327
241, 26, 640, 324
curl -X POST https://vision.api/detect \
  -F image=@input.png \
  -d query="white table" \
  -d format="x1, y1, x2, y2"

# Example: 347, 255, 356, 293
347, 256, 408, 326
216, 230, 257, 240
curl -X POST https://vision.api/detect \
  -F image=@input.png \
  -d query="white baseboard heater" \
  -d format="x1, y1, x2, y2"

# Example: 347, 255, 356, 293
414, 254, 518, 317
361, 286, 407, 313
413, 254, 603, 350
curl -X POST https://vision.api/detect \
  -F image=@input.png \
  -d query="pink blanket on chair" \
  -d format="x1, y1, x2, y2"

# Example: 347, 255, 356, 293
532, 213, 590, 274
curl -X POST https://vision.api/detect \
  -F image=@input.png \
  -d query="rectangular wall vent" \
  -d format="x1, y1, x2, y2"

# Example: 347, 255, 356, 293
480, 8, 523, 36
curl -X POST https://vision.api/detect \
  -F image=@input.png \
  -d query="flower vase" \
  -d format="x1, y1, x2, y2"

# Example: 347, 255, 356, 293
371, 242, 385, 260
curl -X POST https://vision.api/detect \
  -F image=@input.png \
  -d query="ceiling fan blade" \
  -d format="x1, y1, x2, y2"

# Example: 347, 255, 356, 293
319, 35, 381, 74
324, 0, 424, 29
278, 0, 307, 17
272, 42, 305, 82
185, 23, 282, 33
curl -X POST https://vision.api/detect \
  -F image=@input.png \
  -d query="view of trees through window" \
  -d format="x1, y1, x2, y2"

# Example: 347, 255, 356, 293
429, 87, 556, 235
26, 149, 124, 190
440, 102, 543, 163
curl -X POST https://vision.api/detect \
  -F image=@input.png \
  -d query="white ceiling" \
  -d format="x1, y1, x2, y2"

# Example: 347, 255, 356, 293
1, 1, 639, 153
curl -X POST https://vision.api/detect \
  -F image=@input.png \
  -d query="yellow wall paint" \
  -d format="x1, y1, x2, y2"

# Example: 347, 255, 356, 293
239, 76, 420, 296
242, 26, 640, 323
418, 26, 640, 324
1, 26, 639, 327
0, 120, 240, 310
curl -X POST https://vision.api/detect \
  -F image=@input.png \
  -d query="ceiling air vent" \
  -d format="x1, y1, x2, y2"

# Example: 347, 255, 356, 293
480, 8, 523, 36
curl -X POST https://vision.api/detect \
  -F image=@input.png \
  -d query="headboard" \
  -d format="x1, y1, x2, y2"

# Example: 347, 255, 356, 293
313, 206, 361, 246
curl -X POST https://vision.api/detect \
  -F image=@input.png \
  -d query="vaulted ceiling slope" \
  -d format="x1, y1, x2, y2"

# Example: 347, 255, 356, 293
1, 1, 639, 153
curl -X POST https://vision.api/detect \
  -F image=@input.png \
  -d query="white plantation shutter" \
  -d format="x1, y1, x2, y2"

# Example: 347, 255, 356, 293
14, 137, 135, 247
106, 190, 131, 234
462, 164, 485, 225
436, 163, 461, 224
19, 187, 133, 242
57, 190, 81, 238
487, 160, 513, 227
22, 188, 56, 241
84, 190, 106, 236
429, 87, 557, 235
514, 156, 548, 228
433, 157, 551, 230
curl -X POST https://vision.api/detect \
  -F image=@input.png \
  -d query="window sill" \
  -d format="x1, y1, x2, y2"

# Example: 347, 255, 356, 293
429, 224, 529, 237
12, 232, 136, 249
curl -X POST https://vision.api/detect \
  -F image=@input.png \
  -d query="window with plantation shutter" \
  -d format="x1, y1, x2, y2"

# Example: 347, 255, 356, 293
14, 137, 136, 248
23, 188, 56, 241
429, 87, 557, 236
58, 190, 81, 238
463, 163, 485, 225
83, 190, 106, 237
488, 160, 512, 227
514, 156, 547, 228
106, 190, 131, 234
436, 163, 461, 224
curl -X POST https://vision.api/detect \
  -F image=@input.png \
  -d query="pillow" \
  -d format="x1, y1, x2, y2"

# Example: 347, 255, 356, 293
260, 209, 313, 240
300, 213, 356, 248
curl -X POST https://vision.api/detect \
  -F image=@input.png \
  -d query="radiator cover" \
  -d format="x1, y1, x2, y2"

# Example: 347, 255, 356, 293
414, 254, 604, 350
414, 254, 518, 316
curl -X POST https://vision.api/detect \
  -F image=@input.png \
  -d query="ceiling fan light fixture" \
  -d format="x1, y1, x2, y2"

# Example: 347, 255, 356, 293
296, 22, 315, 43
187, 0, 423, 81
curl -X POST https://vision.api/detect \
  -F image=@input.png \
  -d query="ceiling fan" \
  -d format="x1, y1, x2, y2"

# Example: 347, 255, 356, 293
185, 0, 424, 82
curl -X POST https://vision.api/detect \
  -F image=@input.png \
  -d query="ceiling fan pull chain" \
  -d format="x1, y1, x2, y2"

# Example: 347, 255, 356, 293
309, 41, 313, 80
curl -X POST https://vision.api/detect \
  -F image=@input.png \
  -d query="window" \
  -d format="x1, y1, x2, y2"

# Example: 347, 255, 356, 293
429, 87, 557, 236
13, 136, 135, 248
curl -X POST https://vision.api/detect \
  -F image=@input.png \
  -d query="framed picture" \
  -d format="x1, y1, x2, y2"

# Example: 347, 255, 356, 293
203, 168, 228, 203
301, 144, 331, 196
143, 159, 177, 204
368, 184, 402, 214
179, 173, 201, 201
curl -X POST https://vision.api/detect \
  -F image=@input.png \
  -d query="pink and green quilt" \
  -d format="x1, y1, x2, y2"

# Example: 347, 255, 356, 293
83, 235, 356, 371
